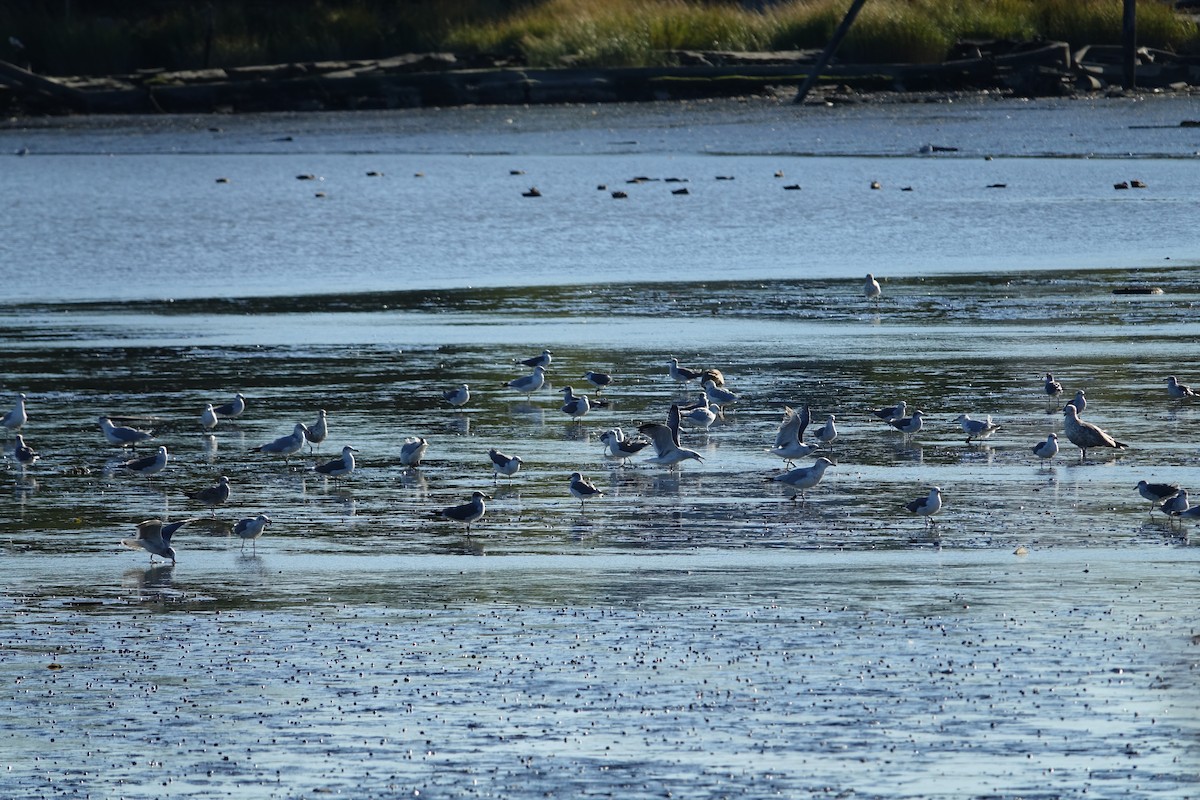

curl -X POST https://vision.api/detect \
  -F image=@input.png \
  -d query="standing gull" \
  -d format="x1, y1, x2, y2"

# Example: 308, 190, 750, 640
863, 273, 882, 301
769, 405, 820, 466
768, 456, 835, 503
315, 445, 358, 479
1043, 373, 1063, 397
233, 514, 271, 552
667, 358, 703, 387
1032, 433, 1059, 463
12, 433, 38, 470
1062, 404, 1126, 459
814, 414, 837, 449
904, 486, 943, 527
99, 416, 153, 448
200, 404, 219, 432
599, 429, 648, 464
638, 405, 704, 467
306, 409, 329, 453
249, 423, 308, 463
436, 491, 489, 534
582, 371, 613, 394
212, 393, 247, 419
680, 396, 718, 429
503, 365, 546, 399
955, 414, 1001, 444
1068, 389, 1086, 415
520, 349, 553, 369
871, 400, 906, 424
703, 379, 739, 413
569, 471, 603, 511
442, 384, 470, 408
1136, 480, 1180, 513
400, 437, 428, 468
488, 448, 523, 481
184, 475, 231, 517
117, 445, 169, 478
122, 518, 196, 564
888, 410, 924, 438
1166, 375, 1196, 399
1, 393, 27, 432
1161, 489, 1190, 522
559, 386, 591, 422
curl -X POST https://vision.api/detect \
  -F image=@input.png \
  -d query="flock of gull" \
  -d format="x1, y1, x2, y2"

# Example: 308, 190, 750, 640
3, 274, 1195, 559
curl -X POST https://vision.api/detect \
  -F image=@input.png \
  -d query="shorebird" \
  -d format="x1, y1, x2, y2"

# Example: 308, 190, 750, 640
249, 423, 308, 463
442, 384, 470, 408
599, 428, 649, 464
233, 514, 271, 552
702, 379, 739, 412
520, 349, 552, 369
768, 405, 820, 466
212, 392, 247, 419
814, 414, 837, 449
122, 518, 196, 564
569, 471, 603, 511
904, 486, 942, 526
98, 416, 153, 448
871, 400, 906, 424
504, 365, 546, 399
1032, 433, 1059, 463
315, 445, 358, 479
667, 357, 703, 386
184, 475, 231, 517
11, 434, 38, 470
1068, 389, 1086, 415
488, 448, 522, 481
638, 405, 703, 467
1137, 480, 1180, 513
200, 403, 219, 432
559, 386, 591, 422
400, 437, 428, 468
1166, 375, 1196, 399
117, 445, 169, 478
955, 414, 1001, 444
1161, 489, 1190, 523
888, 410, 924, 438
768, 456, 835, 503
680, 396, 718, 429
863, 273, 882, 301
1, 393, 27, 433
1062, 404, 1126, 459
436, 491, 489, 534
306, 409, 328, 452
1043, 373, 1063, 397
582, 371, 613, 394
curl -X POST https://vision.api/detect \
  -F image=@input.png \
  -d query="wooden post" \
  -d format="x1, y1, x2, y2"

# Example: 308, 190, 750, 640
1122, 0, 1136, 90
793, 0, 870, 104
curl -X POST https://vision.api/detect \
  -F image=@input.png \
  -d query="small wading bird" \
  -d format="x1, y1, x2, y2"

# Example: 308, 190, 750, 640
768, 456, 835, 504
99, 416, 153, 448
955, 414, 1001, 445
667, 357, 703, 387
441, 384, 470, 408
117, 445, 169, 478
249, 423, 308, 463
503, 366, 546, 400
904, 486, 942, 527
435, 491, 489, 534
1161, 489, 1189, 526
582, 371, 613, 394
212, 392, 247, 419
871, 400, 906, 424
569, 471, 603, 511
1032, 433, 1059, 464
12, 433, 38, 470
1043, 373, 1063, 397
489, 448, 522, 481
1068, 389, 1086, 415
888, 409, 924, 438
306, 409, 329, 453
315, 445, 358, 479
520, 349, 552, 369
122, 518, 197, 564
559, 386, 590, 422
233, 514, 272, 552
184, 475, 231, 517
1137, 480, 1180, 514
1062, 404, 1126, 459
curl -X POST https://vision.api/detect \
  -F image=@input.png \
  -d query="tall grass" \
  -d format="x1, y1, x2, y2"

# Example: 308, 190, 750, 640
1, 0, 1197, 76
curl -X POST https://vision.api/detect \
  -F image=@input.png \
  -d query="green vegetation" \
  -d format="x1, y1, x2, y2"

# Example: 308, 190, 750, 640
1, 0, 1196, 76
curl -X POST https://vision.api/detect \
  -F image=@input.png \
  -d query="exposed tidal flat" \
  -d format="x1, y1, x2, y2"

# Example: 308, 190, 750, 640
2, 97, 1200, 797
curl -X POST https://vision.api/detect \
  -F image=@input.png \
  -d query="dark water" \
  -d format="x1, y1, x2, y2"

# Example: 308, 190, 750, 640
2, 98, 1200, 797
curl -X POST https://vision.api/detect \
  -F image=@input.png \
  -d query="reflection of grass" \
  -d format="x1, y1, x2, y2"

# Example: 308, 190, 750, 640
2, 0, 1196, 75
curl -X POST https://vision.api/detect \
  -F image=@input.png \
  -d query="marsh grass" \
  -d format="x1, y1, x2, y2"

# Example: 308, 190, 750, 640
1, 0, 1196, 75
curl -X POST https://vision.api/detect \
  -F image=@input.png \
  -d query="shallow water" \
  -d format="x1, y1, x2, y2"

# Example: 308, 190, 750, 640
2, 98, 1200, 797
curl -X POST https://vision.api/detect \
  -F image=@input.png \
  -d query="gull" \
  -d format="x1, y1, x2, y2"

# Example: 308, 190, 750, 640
1, 393, 27, 432
638, 405, 703, 467
489, 448, 522, 481
904, 486, 943, 526
212, 393, 247, 419
1068, 389, 1086, 415
1137, 480, 1180, 513
184, 475, 231, 517
306, 409, 329, 453
1161, 488, 1190, 523
520, 349, 553, 369
559, 386, 591, 422
436, 491, 489, 534
400, 437, 428, 467
250, 423, 308, 463
233, 514, 271, 552
955, 413, 1001, 444
200, 404, 219, 432
504, 365, 546, 399
569, 471, 603, 511
1169, 505, 1200, 526
703, 379, 739, 412
871, 400, 906, 423
599, 428, 649, 464
769, 405, 821, 466
99, 416, 153, 448
667, 357, 703, 386
1062, 404, 1126, 459
680, 396, 718, 429
768, 456, 835, 503
315, 445, 358, 479
117, 445, 169, 478
863, 273, 882, 300
582, 371, 613, 394
888, 410, 924, 437
1032, 433, 1059, 463
12, 433, 38, 470
1043, 373, 1063, 397
122, 518, 196, 564
1166, 375, 1196, 399
442, 384, 470, 408
814, 414, 837, 448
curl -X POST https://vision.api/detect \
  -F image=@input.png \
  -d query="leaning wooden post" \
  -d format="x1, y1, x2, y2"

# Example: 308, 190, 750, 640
793, 0, 871, 104
1122, 0, 1137, 90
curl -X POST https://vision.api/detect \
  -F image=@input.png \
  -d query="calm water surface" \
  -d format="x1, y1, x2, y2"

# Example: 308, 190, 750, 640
1, 97, 1199, 798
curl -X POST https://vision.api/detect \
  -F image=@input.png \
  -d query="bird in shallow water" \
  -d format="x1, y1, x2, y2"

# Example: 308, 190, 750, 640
520, 349, 553, 369
1068, 389, 1086, 415
441, 384, 470, 408
12, 433, 38, 470
680, 396, 719, 429
200, 404, 219, 432
569, 471, 603, 511
306, 409, 329, 453
904, 486, 942, 527
1043, 373, 1063, 397
888, 410, 924, 438
1137, 480, 1180, 513
599, 428, 648, 465
117, 445, 169, 478
559, 386, 591, 422
122, 518, 196, 564
503, 366, 546, 399
488, 448, 522, 481
582, 371, 613, 394
1032, 433, 1059, 464
871, 400, 906, 424
315, 445, 358, 479
863, 273, 882, 301
212, 392, 247, 419
233, 514, 271, 552
638, 405, 703, 467
99, 416, 153, 448
768, 405, 820, 466
2, 393, 27, 433
249, 423, 308, 463
1166, 375, 1196, 399
667, 357, 703, 387
183, 475, 231, 517
400, 437, 428, 468
955, 414, 1001, 444
435, 491, 489, 534
768, 456, 835, 503
1062, 404, 1126, 459
1160, 489, 1189, 524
